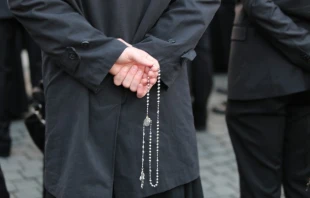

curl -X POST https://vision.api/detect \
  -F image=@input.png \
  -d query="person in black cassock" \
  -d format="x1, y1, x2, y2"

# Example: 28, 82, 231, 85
226, 0, 310, 197
8, 0, 220, 197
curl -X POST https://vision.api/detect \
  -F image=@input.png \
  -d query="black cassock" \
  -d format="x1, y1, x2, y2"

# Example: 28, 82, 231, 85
8, 0, 220, 197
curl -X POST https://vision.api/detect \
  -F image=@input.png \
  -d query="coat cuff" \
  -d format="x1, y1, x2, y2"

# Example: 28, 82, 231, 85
58, 39, 127, 93
159, 49, 197, 88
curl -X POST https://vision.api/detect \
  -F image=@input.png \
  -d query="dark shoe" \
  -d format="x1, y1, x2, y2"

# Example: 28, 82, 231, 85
0, 122, 11, 158
0, 143, 11, 158
216, 87, 228, 95
192, 104, 207, 131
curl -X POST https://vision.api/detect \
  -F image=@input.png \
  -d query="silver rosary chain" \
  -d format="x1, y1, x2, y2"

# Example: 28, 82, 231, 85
140, 69, 161, 189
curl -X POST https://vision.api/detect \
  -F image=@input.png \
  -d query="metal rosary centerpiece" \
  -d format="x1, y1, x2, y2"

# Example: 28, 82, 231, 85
140, 69, 161, 189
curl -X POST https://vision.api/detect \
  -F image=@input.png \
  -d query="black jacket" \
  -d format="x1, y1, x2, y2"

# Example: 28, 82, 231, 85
8, 0, 220, 197
228, 0, 310, 100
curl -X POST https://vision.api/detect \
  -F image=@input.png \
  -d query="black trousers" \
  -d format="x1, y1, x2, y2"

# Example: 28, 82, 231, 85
0, 165, 9, 198
0, 18, 27, 121
190, 29, 213, 128
45, 177, 203, 198
226, 91, 310, 198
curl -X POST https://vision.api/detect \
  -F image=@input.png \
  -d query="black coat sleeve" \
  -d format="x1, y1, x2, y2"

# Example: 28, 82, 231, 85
134, 0, 220, 87
8, 0, 127, 93
242, 0, 310, 72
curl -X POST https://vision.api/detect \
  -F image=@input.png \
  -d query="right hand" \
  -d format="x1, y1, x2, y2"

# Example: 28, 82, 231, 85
110, 41, 159, 98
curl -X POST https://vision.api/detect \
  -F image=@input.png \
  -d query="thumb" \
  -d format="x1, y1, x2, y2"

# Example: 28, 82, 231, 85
128, 48, 155, 67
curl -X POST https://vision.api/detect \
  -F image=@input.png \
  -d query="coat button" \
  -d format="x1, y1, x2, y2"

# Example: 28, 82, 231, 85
69, 52, 78, 60
300, 52, 310, 63
168, 39, 176, 44
81, 41, 90, 48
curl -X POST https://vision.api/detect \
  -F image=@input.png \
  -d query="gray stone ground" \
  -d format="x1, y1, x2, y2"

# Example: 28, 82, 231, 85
0, 74, 285, 198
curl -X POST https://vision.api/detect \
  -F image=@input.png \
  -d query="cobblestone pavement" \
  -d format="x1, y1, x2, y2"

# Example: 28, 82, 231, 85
0, 75, 247, 198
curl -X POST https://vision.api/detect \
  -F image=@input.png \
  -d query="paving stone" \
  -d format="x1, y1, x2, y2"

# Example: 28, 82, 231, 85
9, 193, 17, 198
21, 168, 43, 179
15, 189, 41, 198
204, 189, 219, 198
3, 171, 24, 182
0, 163, 23, 172
13, 179, 40, 191
5, 181, 18, 192
211, 185, 237, 196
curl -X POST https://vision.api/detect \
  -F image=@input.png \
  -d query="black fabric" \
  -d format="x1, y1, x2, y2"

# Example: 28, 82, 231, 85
0, 18, 42, 119
209, 1, 235, 73
0, 164, 9, 198
0, 18, 28, 120
190, 29, 213, 129
0, 0, 13, 19
190, 0, 235, 129
228, 1, 310, 100
147, 177, 203, 198
0, 18, 42, 154
226, 91, 310, 198
45, 177, 204, 198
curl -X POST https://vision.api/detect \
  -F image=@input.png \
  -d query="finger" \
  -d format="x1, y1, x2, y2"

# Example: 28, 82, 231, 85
144, 66, 150, 74
148, 71, 156, 78
141, 78, 148, 86
151, 61, 160, 72
145, 56, 160, 72
149, 78, 157, 85
122, 65, 138, 88
130, 69, 144, 92
142, 72, 148, 79
137, 84, 148, 98
114, 66, 130, 86
117, 38, 132, 47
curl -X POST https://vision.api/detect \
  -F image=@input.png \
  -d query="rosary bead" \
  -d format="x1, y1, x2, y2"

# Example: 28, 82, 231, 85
140, 70, 160, 189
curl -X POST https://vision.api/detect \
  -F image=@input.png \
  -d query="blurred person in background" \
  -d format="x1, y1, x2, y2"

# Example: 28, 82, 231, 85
210, 0, 236, 115
226, 0, 310, 197
8, 0, 220, 198
211, 0, 236, 74
0, 1, 14, 197
190, 29, 213, 131
0, 0, 42, 158
191, 0, 236, 131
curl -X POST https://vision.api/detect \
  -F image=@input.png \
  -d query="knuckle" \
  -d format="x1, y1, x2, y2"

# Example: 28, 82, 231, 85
119, 72, 126, 79
130, 85, 137, 92
130, 69, 137, 75
122, 81, 130, 88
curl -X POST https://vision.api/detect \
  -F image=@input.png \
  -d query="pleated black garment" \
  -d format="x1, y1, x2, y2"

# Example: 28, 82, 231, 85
45, 177, 204, 198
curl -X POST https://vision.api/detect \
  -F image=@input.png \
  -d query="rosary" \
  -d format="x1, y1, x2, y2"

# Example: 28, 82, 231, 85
139, 69, 161, 189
